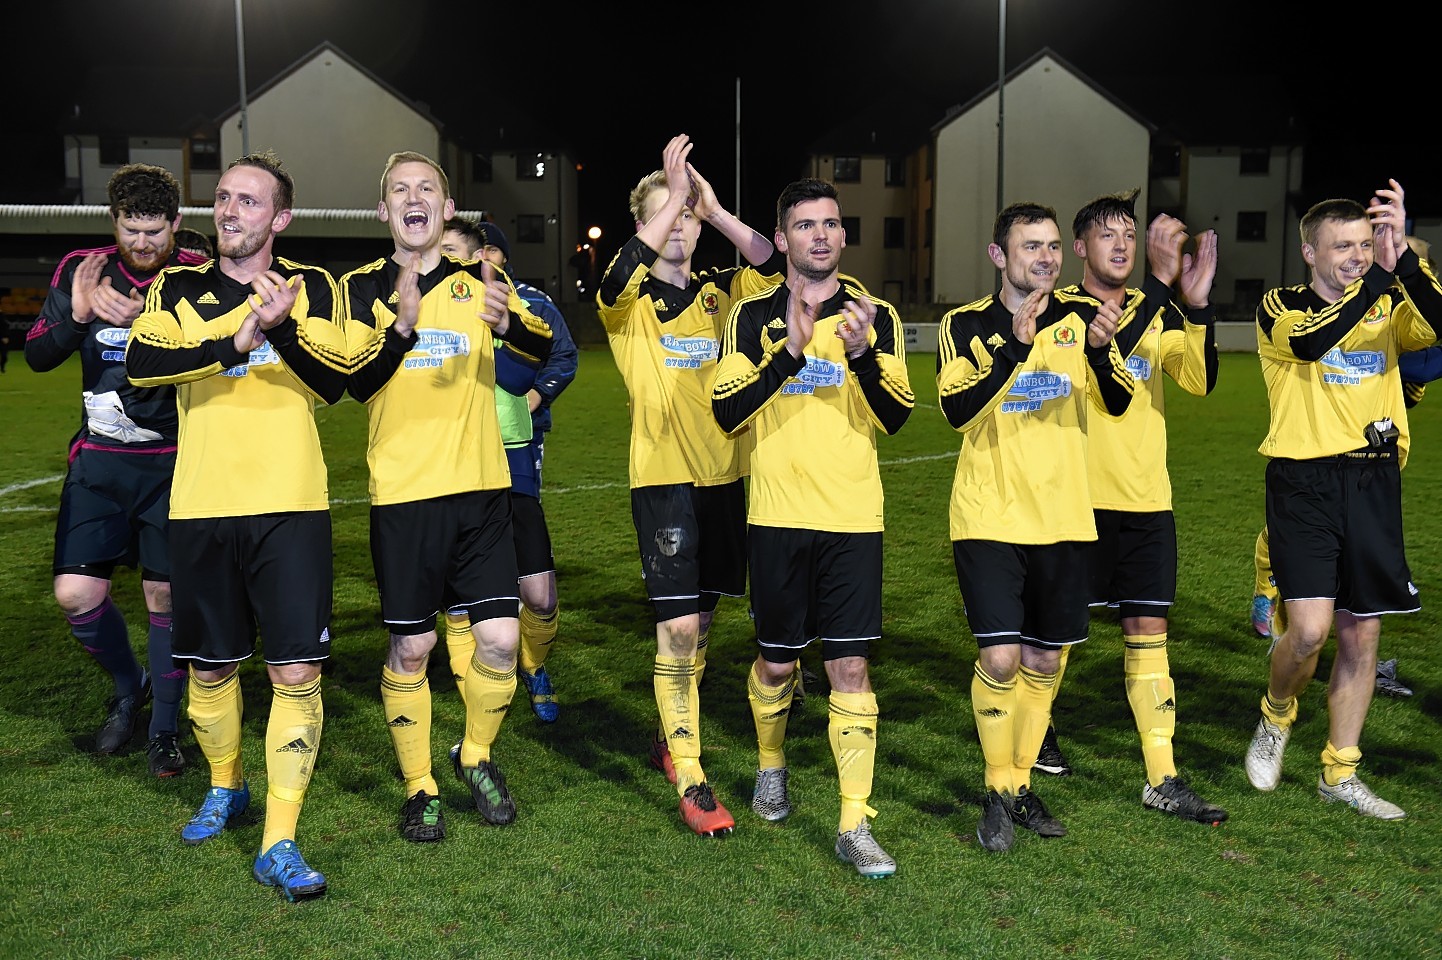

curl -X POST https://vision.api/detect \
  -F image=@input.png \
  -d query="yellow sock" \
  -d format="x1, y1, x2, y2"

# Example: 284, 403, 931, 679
261, 677, 323, 851
829, 690, 879, 832
747, 662, 796, 769
444, 612, 475, 708
1013, 665, 1056, 791
186, 668, 244, 789
459, 656, 516, 766
1051, 645, 1072, 705
519, 604, 558, 674
1124, 635, 1177, 785
971, 662, 1016, 796
1254, 525, 1276, 599
1321, 741, 1362, 786
381, 665, 438, 797
694, 627, 710, 687
655, 655, 703, 791
1261, 691, 1298, 728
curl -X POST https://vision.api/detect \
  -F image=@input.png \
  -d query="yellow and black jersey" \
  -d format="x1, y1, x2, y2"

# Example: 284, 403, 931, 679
595, 235, 785, 488
126, 257, 346, 520
712, 280, 913, 533
1057, 282, 1218, 512
936, 288, 1137, 544
1257, 246, 1442, 466
343, 255, 552, 507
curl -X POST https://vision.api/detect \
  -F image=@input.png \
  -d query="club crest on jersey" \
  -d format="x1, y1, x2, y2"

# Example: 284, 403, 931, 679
1002, 370, 1072, 412
1052, 324, 1077, 347
701, 292, 720, 315
659, 333, 718, 369
450, 278, 473, 303
1363, 302, 1386, 325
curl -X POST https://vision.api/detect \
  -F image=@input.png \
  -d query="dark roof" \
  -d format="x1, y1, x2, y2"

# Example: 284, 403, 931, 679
805, 98, 937, 156
1114, 73, 1306, 146
59, 41, 444, 138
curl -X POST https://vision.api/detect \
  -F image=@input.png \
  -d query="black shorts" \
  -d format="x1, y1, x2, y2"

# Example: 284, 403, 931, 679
1088, 509, 1176, 618
511, 491, 555, 580
630, 480, 747, 623
749, 526, 881, 664
170, 511, 333, 666
1266, 456, 1418, 616
371, 489, 519, 635
52, 446, 174, 578
953, 539, 1091, 648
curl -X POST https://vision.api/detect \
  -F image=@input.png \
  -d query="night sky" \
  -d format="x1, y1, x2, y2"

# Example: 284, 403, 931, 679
6, 0, 1436, 267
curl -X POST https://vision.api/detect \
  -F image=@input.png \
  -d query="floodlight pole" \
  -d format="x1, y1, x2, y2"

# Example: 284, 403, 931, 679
235, 0, 249, 156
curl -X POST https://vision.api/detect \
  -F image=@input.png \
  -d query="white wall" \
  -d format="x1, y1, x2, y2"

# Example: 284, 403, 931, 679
933, 55, 1151, 303
218, 50, 440, 209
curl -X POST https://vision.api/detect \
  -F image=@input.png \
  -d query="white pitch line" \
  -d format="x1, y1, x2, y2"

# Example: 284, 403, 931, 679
3, 450, 960, 514
0, 475, 63, 496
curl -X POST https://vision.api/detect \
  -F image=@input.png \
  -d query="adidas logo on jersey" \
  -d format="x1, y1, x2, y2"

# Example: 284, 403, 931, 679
388, 291, 400, 305
669, 725, 695, 742
197, 291, 220, 305
388, 715, 417, 727
987, 333, 1005, 348
275, 738, 314, 754
1158, 698, 1177, 713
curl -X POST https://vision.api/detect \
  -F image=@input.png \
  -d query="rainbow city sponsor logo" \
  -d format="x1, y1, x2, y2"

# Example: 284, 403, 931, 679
781, 355, 846, 395
95, 325, 129, 362
660, 333, 718, 369
404, 328, 471, 369
1126, 355, 1153, 381
1320, 348, 1384, 385
220, 341, 282, 377
1001, 370, 1072, 412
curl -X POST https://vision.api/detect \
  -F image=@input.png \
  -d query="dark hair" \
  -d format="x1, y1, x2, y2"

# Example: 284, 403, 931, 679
106, 163, 180, 221
445, 215, 484, 246
227, 149, 295, 212
1072, 188, 1139, 240
992, 201, 1057, 249
1299, 198, 1367, 248
174, 228, 214, 259
776, 178, 840, 231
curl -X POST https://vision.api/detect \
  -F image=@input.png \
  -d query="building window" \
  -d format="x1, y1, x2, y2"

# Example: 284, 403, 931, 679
516, 213, 545, 243
1150, 143, 1182, 178
883, 217, 905, 249
471, 152, 492, 183
833, 156, 861, 183
189, 139, 220, 171
1237, 211, 1267, 242
884, 155, 906, 187
1240, 147, 1270, 175
99, 137, 129, 166
842, 217, 861, 245
516, 151, 546, 181
1234, 278, 1264, 310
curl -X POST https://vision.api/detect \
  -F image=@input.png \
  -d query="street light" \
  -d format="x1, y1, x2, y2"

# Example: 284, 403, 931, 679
234, 0, 249, 156
587, 225, 601, 292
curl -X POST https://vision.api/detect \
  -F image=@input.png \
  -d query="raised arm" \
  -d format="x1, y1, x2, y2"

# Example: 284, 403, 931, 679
689, 158, 774, 266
